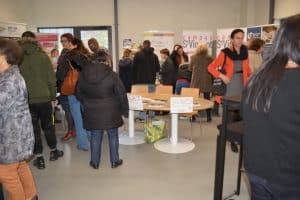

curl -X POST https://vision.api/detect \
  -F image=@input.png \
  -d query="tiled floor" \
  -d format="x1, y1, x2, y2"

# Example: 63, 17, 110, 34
30, 114, 250, 200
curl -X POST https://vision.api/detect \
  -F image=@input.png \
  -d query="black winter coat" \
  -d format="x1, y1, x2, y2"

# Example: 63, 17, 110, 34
160, 57, 176, 85
118, 57, 133, 93
132, 47, 160, 84
76, 62, 129, 130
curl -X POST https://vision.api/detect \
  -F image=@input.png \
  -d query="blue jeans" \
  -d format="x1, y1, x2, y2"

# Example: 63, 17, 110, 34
90, 128, 119, 166
175, 81, 190, 94
68, 95, 90, 150
247, 173, 300, 200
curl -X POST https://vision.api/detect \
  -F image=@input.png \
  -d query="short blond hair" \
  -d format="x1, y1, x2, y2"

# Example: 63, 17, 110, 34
194, 44, 208, 55
123, 49, 131, 58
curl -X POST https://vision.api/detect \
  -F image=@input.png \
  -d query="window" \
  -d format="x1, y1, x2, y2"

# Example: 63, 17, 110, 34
38, 26, 112, 54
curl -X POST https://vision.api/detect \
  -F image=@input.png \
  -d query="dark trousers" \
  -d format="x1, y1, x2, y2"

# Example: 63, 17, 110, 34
203, 92, 212, 119
90, 128, 119, 166
0, 184, 4, 200
248, 173, 300, 200
29, 102, 57, 155
61, 102, 75, 132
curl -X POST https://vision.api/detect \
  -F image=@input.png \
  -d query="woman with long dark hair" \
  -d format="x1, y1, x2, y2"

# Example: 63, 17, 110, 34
242, 14, 300, 199
65, 38, 91, 151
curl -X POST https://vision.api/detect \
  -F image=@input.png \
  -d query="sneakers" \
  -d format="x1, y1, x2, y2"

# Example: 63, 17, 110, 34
61, 130, 76, 141
33, 157, 45, 169
49, 149, 64, 161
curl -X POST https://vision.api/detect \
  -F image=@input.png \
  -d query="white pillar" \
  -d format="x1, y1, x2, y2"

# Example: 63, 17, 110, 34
171, 113, 178, 144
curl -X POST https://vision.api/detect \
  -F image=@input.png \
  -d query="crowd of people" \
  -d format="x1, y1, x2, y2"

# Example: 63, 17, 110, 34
0, 31, 127, 200
0, 13, 299, 200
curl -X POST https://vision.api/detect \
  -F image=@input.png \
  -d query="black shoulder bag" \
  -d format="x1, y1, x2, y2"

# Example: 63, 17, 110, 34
212, 55, 227, 96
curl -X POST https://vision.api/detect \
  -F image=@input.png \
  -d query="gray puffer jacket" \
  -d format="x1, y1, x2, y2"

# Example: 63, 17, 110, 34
0, 65, 34, 164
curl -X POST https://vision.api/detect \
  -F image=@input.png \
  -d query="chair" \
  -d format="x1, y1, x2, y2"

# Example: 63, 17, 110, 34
131, 84, 148, 94
179, 88, 201, 141
214, 96, 244, 200
155, 85, 173, 94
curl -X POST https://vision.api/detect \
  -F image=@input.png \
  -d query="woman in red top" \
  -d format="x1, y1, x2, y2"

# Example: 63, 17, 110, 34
208, 29, 251, 104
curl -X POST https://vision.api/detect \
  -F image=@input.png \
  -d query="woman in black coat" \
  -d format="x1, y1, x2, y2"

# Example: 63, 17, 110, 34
76, 60, 129, 169
118, 49, 133, 92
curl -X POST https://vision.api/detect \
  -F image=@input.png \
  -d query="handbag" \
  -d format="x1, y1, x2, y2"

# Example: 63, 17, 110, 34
212, 55, 227, 96
61, 61, 79, 96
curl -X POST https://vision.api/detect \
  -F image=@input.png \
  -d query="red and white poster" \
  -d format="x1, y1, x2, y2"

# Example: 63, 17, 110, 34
36, 33, 59, 55
182, 30, 213, 57
144, 31, 175, 56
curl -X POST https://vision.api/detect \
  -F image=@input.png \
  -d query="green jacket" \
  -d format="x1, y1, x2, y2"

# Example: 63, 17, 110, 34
18, 40, 56, 104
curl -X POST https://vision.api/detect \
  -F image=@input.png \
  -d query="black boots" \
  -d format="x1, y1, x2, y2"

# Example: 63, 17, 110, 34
50, 149, 64, 161
33, 157, 45, 169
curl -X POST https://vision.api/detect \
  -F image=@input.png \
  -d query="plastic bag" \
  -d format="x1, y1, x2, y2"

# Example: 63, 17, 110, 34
144, 119, 166, 143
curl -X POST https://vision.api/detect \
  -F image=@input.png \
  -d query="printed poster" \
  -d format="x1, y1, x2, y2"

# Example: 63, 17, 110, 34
123, 39, 132, 49
36, 33, 59, 55
144, 31, 175, 56
247, 27, 262, 40
182, 30, 213, 57
261, 24, 279, 60
262, 25, 278, 44
0, 21, 26, 38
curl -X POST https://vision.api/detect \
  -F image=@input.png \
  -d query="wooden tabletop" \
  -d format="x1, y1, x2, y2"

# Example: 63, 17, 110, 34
128, 93, 214, 111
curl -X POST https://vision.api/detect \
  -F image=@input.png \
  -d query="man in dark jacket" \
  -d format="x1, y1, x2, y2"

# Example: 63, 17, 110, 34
159, 48, 176, 86
132, 40, 160, 84
18, 31, 63, 170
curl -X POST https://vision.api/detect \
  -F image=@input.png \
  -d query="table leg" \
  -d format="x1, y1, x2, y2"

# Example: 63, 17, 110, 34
119, 110, 145, 145
154, 113, 195, 153
170, 113, 178, 144
129, 110, 135, 138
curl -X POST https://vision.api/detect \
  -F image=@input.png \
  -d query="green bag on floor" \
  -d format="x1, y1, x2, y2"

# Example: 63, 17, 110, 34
144, 119, 166, 143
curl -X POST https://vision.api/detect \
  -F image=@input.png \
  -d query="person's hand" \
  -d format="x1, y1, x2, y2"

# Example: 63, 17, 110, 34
51, 100, 58, 108
219, 74, 230, 85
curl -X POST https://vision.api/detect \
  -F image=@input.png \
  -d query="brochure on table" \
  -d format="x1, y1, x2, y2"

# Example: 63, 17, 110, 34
144, 31, 175, 56
182, 30, 213, 57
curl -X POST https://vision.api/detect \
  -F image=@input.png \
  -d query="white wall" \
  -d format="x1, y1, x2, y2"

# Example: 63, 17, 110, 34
0, 0, 31, 23
119, 0, 243, 47
274, 0, 300, 19
0, 0, 271, 65
31, 0, 114, 27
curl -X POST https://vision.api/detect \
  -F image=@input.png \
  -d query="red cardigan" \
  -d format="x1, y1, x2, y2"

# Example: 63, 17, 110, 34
208, 48, 251, 103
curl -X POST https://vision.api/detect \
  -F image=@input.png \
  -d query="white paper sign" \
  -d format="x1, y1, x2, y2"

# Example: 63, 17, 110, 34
0, 21, 27, 38
170, 97, 193, 113
127, 95, 143, 111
